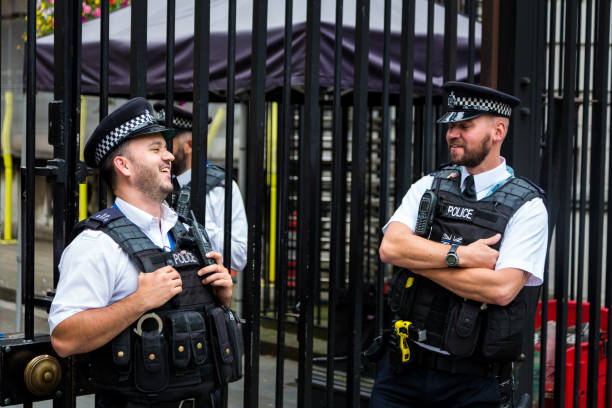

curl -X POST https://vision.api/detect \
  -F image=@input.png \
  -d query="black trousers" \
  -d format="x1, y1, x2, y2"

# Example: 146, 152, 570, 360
370, 352, 506, 408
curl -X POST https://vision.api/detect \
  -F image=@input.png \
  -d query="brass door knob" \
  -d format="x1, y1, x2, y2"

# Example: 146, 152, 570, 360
23, 354, 62, 397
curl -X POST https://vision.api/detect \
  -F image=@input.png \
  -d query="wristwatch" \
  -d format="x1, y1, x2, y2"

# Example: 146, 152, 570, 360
445, 244, 460, 267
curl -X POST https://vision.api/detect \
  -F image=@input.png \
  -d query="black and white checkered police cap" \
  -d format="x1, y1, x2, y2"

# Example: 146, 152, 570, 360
437, 81, 521, 124
84, 97, 176, 168
153, 102, 212, 132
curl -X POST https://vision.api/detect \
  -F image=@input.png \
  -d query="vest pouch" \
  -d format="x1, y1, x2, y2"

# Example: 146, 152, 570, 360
224, 308, 244, 381
168, 312, 193, 371
481, 297, 527, 361
207, 306, 235, 385
443, 301, 482, 357
133, 327, 169, 393
111, 328, 132, 382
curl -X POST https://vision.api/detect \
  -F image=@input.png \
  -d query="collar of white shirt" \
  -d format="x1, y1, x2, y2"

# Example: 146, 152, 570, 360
460, 158, 511, 197
114, 197, 178, 249
177, 169, 191, 187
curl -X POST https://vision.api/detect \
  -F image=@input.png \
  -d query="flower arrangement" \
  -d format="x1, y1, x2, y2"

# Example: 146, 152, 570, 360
34, 0, 131, 37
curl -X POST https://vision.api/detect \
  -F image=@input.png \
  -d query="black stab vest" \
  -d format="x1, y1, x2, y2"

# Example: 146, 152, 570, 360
389, 165, 545, 362
71, 207, 217, 402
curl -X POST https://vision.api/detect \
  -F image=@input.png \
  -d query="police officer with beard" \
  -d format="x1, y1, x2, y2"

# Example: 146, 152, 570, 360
370, 82, 548, 407
153, 103, 248, 278
49, 98, 235, 407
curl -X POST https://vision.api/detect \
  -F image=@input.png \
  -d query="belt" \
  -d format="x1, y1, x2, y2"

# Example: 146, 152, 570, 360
412, 344, 512, 379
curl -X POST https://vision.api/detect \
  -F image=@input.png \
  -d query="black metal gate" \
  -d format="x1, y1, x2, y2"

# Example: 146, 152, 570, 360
2, 0, 612, 407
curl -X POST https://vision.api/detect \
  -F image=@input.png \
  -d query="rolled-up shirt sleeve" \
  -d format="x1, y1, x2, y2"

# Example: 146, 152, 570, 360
496, 197, 548, 286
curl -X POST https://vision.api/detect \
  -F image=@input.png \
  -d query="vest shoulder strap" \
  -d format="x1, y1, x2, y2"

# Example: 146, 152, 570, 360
69, 207, 124, 243
206, 164, 226, 194
73, 207, 165, 271
492, 176, 546, 213
432, 165, 462, 193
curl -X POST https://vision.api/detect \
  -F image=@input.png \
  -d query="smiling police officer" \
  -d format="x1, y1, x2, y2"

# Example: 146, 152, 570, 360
370, 82, 548, 407
48, 98, 239, 408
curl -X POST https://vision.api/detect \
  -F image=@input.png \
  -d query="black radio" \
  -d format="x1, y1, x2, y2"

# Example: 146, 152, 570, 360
415, 190, 437, 238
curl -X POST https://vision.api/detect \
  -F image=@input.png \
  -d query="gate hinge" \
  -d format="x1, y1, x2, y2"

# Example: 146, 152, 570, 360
76, 161, 92, 184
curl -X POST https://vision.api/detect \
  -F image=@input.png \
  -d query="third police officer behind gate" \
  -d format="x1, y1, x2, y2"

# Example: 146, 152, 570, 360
370, 82, 548, 407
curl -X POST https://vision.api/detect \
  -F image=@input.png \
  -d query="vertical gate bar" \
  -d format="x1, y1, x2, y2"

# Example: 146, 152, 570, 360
423, 0, 434, 173
275, 1, 292, 405
443, 0, 457, 82
347, 0, 369, 406
554, 1, 578, 406
297, 2, 320, 406
539, 5, 556, 405
223, 6, 237, 401
98, 0, 109, 210
395, 0, 415, 202
245, 0, 267, 405
192, 0, 210, 223
557, 0, 565, 95
538, 1, 557, 407
413, 103, 423, 177
467, 0, 475, 83
327, 0, 344, 401
165, 0, 175, 153
130, 0, 147, 98
377, 0, 392, 338
590, 0, 610, 405
604, 3, 612, 406
23, 0, 36, 342
223, 0, 236, 292
573, 2, 592, 406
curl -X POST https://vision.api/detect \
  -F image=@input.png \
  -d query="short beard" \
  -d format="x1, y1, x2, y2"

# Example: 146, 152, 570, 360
132, 161, 173, 202
173, 145, 188, 175
450, 133, 491, 168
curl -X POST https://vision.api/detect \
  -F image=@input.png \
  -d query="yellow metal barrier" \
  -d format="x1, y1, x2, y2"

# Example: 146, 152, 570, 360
207, 106, 226, 149
79, 95, 88, 220
268, 103, 278, 282
1, 91, 16, 244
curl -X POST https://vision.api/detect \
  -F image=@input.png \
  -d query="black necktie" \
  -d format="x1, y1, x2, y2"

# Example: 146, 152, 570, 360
464, 175, 476, 199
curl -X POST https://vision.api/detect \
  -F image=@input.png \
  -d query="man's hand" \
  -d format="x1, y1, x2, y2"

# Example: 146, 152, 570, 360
198, 251, 233, 307
134, 265, 182, 310
457, 233, 501, 270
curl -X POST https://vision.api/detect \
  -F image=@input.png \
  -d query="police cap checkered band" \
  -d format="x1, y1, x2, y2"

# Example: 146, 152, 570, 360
437, 81, 521, 124
94, 111, 155, 164
84, 97, 175, 168
153, 102, 212, 131
154, 107, 193, 131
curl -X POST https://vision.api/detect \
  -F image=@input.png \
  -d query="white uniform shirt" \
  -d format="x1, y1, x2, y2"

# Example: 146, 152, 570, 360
48, 198, 178, 334
384, 158, 548, 286
177, 169, 248, 272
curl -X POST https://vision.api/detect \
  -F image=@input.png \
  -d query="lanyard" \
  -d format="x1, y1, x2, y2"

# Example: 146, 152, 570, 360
112, 202, 175, 250
481, 165, 515, 199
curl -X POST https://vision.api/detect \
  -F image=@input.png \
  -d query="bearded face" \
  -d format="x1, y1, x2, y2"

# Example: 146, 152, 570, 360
449, 132, 492, 168
131, 158, 174, 202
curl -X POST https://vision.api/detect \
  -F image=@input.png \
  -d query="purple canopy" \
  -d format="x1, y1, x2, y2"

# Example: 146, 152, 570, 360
35, 0, 481, 97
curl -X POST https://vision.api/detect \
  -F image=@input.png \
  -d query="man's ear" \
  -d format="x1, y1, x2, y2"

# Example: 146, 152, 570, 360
113, 155, 132, 177
493, 118, 508, 143
184, 137, 192, 155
